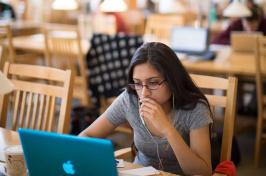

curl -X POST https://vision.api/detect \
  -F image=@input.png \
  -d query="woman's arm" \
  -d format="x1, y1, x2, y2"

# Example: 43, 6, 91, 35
165, 125, 212, 176
140, 98, 212, 176
78, 113, 117, 138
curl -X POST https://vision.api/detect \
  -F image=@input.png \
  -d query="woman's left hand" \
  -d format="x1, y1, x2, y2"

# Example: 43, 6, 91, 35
139, 98, 173, 135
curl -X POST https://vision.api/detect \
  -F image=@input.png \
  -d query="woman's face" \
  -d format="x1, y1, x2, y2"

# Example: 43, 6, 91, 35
132, 63, 172, 106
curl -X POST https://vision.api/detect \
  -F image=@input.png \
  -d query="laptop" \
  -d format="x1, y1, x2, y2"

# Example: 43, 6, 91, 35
18, 128, 118, 176
171, 27, 215, 61
231, 31, 263, 52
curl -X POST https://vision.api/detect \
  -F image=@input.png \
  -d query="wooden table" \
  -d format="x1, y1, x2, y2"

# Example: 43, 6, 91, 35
0, 20, 41, 36
12, 34, 264, 78
181, 46, 266, 77
12, 34, 90, 55
0, 128, 177, 176
0, 128, 20, 162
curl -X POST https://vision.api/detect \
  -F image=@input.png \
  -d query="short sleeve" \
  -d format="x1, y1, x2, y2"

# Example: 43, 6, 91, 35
105, 91, 128, 126
188, 102, 213, 131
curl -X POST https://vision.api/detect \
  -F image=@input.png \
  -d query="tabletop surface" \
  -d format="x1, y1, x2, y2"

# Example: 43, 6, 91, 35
12, 34, 265, 77
12, 34, 90, 55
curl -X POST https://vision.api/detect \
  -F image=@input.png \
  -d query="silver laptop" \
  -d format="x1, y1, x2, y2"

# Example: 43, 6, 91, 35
19, 128, 118, 176
231, 31, 263, 52
171, 27, 215, 61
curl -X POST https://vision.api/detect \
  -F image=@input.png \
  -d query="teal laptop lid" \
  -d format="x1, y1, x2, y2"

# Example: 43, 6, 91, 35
18, 128, 118, 176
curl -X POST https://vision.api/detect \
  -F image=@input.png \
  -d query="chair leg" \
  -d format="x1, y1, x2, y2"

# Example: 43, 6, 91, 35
254, 113, 263, 167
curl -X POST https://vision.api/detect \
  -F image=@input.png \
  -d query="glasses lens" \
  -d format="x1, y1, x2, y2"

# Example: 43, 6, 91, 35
134, 84, 142, 90
129, 84, 142, 90
147, 82, 159, 90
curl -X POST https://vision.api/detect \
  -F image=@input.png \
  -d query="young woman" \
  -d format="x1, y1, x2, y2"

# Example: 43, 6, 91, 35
79, 42, 213, 175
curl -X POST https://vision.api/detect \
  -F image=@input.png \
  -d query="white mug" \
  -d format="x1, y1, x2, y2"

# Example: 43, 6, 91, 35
4, 145, 27, 176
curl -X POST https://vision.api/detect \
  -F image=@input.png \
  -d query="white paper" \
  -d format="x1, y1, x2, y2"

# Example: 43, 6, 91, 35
119, 166, 160, 176
116, 159, 124, 168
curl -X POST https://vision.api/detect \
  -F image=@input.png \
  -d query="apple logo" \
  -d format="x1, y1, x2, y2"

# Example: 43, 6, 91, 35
63, 161, 75, 175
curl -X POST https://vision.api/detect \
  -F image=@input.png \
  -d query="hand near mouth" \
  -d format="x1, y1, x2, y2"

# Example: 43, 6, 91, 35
139, 98, 174, 135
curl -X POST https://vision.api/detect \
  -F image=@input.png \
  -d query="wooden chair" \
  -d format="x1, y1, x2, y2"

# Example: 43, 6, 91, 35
254, 36, 266, 167
0, 25, 40, 66
115, 74, 238, 175
144, 12, 197, 43
120, 10, 145, 35
144, 14, 183, 43
0, 62, 75, 134
92, 14, 117, 35
43, 25, 91, 106
0, 45, 6, 71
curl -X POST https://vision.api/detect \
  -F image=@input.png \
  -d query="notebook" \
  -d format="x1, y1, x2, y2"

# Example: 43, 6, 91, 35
231, 31, 263, 52
18, 128, 118, 176
171, 27, 215, 61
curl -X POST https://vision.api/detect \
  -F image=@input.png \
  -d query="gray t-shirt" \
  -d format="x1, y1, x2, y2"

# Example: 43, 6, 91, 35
105, 91, 212, 175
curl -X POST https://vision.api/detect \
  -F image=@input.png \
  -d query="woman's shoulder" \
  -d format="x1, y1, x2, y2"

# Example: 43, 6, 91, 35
115, 90, 138, 105
177, 101, 210, 117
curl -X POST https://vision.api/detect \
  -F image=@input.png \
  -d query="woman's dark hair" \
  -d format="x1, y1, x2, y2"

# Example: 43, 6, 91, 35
243, 6, 262, 22
126, 42, 210, 111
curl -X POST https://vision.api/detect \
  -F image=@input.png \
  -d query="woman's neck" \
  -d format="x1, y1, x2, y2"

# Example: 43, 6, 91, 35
162, 102, 174, 120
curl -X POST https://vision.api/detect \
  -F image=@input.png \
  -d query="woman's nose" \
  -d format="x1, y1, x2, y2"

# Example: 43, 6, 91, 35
141, 86, 151, 97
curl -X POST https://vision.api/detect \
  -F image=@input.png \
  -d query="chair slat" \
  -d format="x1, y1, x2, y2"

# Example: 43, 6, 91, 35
37, 94, 45, 131
18, 91, 27, 129
25, 92, 33, 129
12, 91, 21, 131
42, 96, 51, 131
48, 96, 56, 132
31, 93, 39, 130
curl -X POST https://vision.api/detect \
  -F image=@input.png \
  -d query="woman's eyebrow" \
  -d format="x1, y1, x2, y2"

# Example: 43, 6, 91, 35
133, 76, 161, 81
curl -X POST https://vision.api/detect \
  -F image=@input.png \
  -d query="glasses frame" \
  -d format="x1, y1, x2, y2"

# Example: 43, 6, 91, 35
129, 80, 166, 90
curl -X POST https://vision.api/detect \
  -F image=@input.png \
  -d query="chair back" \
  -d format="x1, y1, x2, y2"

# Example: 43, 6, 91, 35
0, 25, 38, 68
120, 10, 145, 35
0, 25, 16, 63
190, 74, 238, 162
254, 36, 266, 167
145, 13, 197, 42
92, 14, 117, 35
43, 25, 91, 106
0, 62, 75, 134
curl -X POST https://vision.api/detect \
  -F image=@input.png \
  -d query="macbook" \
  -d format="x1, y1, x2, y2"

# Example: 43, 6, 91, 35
18, 128, 118, 176
231, 31, 263, 52
171, 27, 215, 61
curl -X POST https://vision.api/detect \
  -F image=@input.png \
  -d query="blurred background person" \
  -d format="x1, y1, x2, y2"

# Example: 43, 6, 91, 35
0, 1, 16, 20
211, 5, 266, 45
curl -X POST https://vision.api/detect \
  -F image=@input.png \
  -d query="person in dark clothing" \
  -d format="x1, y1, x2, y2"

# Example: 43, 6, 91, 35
0, 2, 16, 20
246, 0, 264, 17
211, 6, 266, 45
212, 5, 266, 116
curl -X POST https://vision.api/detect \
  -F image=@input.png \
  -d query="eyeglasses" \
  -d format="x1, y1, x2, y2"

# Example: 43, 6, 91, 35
129, 80, 166, 90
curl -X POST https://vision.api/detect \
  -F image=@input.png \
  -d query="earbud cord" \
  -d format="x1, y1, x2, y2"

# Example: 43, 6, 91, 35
138, 98, 174, 175
158, 107, 174, 171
